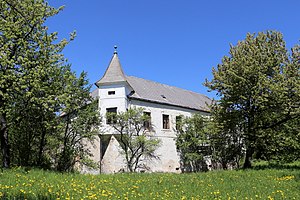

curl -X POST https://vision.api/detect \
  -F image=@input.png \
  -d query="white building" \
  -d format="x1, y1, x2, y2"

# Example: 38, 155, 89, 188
88, 47, 211, 173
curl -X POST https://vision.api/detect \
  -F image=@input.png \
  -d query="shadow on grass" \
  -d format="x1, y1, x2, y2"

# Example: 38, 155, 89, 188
1, 193, 56, 200
253, 163, 300, 171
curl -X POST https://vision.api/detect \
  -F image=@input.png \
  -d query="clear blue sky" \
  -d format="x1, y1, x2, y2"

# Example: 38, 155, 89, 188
47, 0, 300, 98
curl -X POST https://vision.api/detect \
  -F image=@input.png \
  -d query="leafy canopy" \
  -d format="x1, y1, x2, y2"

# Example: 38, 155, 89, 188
205, 31, 300, 168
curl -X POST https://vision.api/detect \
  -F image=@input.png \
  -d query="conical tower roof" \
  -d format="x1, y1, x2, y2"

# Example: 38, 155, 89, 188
96, 47, 127, 86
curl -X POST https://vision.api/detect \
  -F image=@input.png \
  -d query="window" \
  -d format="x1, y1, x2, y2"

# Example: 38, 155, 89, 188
176, 116, 182, 131
162, 114, 170, 129
106, 107, 117, 124
143, 112, 151, 130
108, 91, 115, 95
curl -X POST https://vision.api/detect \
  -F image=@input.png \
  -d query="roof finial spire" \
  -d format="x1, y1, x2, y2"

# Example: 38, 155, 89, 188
114, 45, 118, 54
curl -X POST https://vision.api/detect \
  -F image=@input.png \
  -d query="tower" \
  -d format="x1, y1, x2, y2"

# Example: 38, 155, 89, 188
95, 46, 133, 125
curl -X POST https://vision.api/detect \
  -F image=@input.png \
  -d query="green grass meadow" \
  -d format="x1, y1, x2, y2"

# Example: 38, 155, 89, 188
0, 164, 299, 199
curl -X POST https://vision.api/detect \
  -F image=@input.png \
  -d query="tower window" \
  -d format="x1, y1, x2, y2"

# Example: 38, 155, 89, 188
108, 91, 115, 95
106, 107, 117, 124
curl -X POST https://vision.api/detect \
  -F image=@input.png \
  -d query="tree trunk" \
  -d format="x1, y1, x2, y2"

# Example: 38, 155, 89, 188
243, 147, 253, 169
37, 114, 47, 167
58, 119, 70, 172
244, 114, 254, 169
221, 161, 228, 170
37, 128, 46, 167
1, 113, 10, 168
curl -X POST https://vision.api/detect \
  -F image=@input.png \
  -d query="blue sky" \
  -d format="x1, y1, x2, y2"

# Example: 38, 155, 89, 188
47, 0, 300, 98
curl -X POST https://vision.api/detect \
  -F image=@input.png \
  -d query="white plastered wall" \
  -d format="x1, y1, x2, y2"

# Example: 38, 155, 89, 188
90, 84, 210, 174
127, 99, 209, 173
100, 135, 125, 173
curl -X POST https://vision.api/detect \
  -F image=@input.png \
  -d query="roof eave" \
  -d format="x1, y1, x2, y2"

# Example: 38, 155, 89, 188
128, 96, 210, 113
95, 80, 134, 91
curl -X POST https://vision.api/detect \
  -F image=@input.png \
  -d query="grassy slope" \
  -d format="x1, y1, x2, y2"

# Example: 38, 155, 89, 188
0, 164, 299, 199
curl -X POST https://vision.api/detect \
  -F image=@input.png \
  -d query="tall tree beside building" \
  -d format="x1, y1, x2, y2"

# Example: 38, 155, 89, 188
56, 72, 101, 172
0, 0, 68, 168
0, 0, 98, 169
208, 104, 244, 169
205, 31, 300, 168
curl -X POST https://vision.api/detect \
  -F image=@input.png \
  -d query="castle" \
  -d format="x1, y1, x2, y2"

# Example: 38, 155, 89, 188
86, 47, 211, 173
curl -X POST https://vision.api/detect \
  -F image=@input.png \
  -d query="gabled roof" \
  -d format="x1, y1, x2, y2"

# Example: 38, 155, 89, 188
95, 51, 126, 86
126, 76, 211, 112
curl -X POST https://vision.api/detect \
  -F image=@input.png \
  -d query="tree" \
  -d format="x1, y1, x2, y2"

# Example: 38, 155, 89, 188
205, 31, 300, 168
0, 0, 99, 171
175, 114, 211, 172
254, 117, 300, 162
0, 0, 71, 168
56, 72, 101, 172
8, 64, 70, 168
108, 108, 161, 172
208, 104, 244, 169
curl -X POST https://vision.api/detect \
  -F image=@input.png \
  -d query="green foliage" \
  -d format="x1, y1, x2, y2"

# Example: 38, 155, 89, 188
56, 97, 101, 172
0, 0, 69, 168
255, 118, 300, 162
0, 166, 300, 199
208, 106, 244, 169
0, 0, 101, 171
205, 31, 300, 168
109, 107, 161, 172
176, 114, 211, 172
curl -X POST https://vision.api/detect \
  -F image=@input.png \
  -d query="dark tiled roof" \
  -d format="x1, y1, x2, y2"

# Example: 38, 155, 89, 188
95, 53, 126, 86
126, 76, 211, 112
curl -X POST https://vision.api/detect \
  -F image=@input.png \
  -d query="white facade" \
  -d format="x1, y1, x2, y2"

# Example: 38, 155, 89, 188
128, 99, 209, 172
87, 50, 211, 174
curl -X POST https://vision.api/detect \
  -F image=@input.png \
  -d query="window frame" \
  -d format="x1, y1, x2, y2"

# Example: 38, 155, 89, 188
162, 114, 170, 129
108, 91, 115, 95
106, 107, 117, 124
143, 112, 151, 130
